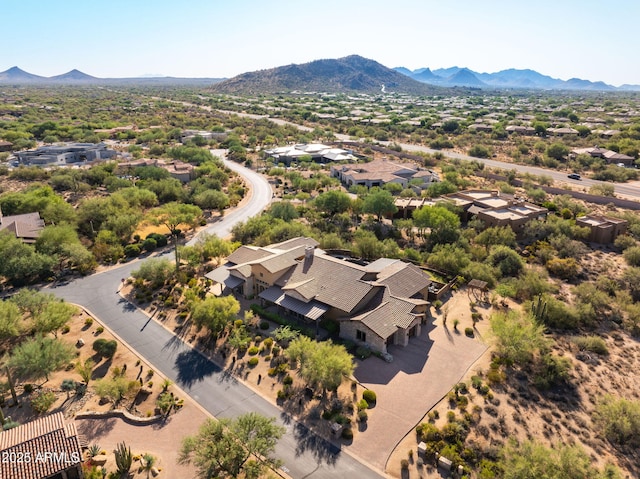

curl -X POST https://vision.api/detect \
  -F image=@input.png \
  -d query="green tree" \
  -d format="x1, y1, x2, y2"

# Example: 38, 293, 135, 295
93, 376, 138, 406
131, 258, 173, 289
413, 205, 460, 246
33, 301, 78, 337
8, 336, 75, 382
193, 190, 229, 212
268, 201, 299, 221
149, 202, 202, 269
287, 336, 355, 393
0, 300, 21, 340
0, 231, 55, 285
490, 311, 550, 365
362, 188, 397, 222
546, 142, 569, 161
179, 413, 285, 479
474, 226, 516, 249
76, 358, 95, 385
313, 190, 352, 217
487, 245, 524, 277
190, 296, 240, 336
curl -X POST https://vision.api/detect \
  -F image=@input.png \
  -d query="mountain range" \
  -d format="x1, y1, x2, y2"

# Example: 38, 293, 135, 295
0, 66, 223, 86
1, 57, 639, 92
395, 65, 640, 91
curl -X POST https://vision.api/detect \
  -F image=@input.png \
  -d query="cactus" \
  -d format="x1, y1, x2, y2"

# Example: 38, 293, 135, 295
114, 442, 133, 475
5, 367, 18, 406
532, 294, 547, 322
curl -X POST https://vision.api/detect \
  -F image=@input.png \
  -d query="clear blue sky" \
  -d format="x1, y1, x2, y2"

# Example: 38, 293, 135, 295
3, 0, 639, 86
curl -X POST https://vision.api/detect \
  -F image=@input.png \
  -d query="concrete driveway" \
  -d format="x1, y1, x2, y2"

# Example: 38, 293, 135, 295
351, 320, 488, 471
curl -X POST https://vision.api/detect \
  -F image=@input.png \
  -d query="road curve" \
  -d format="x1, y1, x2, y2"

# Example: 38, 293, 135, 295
187, 156, 273, 244
47, 159, 387, 479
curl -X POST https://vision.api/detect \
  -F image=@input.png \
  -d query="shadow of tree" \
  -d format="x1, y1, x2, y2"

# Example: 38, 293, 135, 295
290, 420, 339, 466
76, 417, 118, 442
91, 358, 113, 380
173, 349, 219, 388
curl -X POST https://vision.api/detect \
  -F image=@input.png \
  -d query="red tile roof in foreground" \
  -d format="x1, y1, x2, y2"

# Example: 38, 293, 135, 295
0, 412, 83, 479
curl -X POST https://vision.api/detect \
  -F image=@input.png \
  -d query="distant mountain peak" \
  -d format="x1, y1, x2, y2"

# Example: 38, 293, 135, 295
210, 55, 441, 95
50, 69, 96, 81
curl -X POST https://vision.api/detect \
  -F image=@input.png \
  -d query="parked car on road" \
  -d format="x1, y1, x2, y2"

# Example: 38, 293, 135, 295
568, 173, 581, 180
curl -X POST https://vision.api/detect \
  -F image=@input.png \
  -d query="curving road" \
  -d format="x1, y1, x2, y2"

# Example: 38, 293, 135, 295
48, 159, 387, 479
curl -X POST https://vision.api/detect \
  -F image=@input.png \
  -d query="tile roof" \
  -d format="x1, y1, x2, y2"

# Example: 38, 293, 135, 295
276, 253, 373, 313
225, 245, 274, 265
0, 212, 45, 241
350, 288, 423, 338
259, 286, 330, 320
376, 262, 432, 298
0, 412, 83, 479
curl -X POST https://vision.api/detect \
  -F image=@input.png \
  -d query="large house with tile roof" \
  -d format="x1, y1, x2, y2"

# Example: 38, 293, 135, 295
0, 412, 84, 479
206, 237, 432, 354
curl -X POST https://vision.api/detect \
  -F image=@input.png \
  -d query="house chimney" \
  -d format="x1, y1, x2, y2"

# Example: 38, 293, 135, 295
304, 246, 314, 259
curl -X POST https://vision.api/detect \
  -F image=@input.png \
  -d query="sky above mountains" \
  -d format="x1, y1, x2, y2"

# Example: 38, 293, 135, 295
4, 0, 639, 86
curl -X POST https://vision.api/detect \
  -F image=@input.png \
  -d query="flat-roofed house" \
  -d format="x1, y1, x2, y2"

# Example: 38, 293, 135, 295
0, 412, 84, 479
205, 237, 432, 353
576, 215, 628, 243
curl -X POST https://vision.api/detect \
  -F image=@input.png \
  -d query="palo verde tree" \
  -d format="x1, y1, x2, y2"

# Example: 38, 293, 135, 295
190, 295, 240, 337
149, 202, 202, 270
286, 336, 355, 394
179, 412, 285, 479
7, 336, 75, 383
362, 188, 397, 223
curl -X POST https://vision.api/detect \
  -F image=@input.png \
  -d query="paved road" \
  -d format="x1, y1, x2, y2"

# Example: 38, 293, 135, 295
47, 159, 387, 479
186, 155, 273, 245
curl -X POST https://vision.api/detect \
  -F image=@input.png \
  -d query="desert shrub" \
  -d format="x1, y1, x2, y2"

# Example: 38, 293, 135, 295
355, 346, 372, 359
92, 339, 117, 359
464, 327, 474, 337
362, 390, 376, 404
574, 335, 608, 355
593, 395, 640, 447
247, 346, 259, 356
96, 326, 104, 334
357, 399, 369, 411
263, 337, 273, 349
342, 428, 354, 440
247, 357, 259, 367
283, 374, 293, 385
358, 410, 368, 422
259, 321, 270, 330
84, 317, 94, 327
31, 391, 56, 414
124, 244, 141, 257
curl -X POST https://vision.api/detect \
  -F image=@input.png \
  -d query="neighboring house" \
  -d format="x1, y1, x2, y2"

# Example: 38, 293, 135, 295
0, 207, 45, 243
394, 189, 548, 234
0, 140, 13, 152
180, 130, 228, 143
0, 412, 84, 479
576, 215, 628, 243
205, 237, 432, 354
331, 158, 438, 189
467, 123, 493, 132
571, 146, 635, 166
16, 143, 116, 167
547, 127, 579, 136
505, 125, 535, 135
116, 158, 195, 183
265, 143, 356, 165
